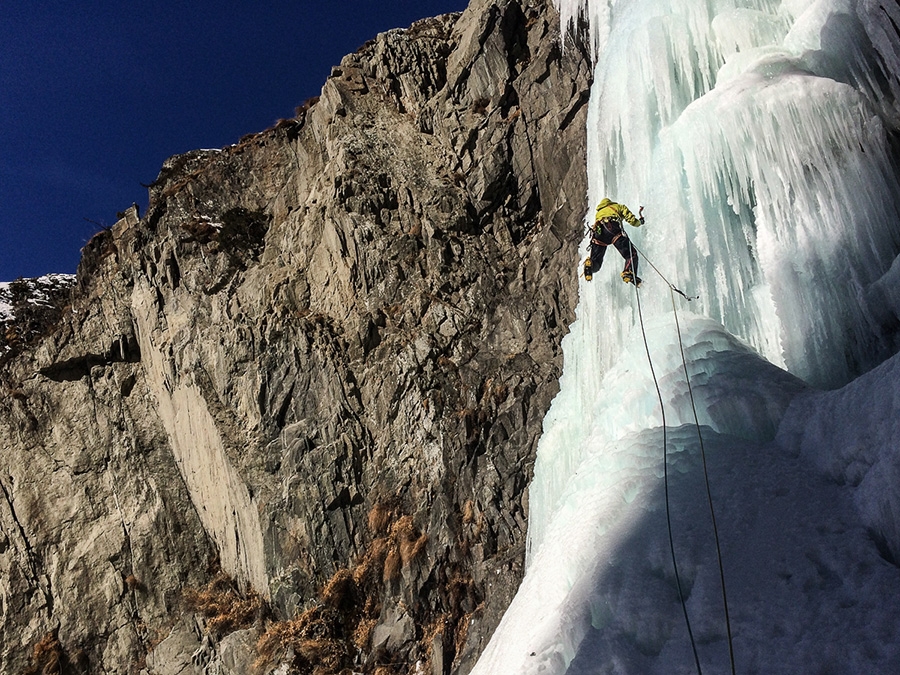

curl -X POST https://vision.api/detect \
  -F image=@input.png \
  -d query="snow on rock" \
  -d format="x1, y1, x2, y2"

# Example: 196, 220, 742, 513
0, 285, 12, 324
0, 274, 76, 320
0, 274, 76, 356
475, 0, 900, 672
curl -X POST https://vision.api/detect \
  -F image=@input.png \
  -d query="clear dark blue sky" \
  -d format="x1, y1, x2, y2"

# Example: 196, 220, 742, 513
0, 1, 468, 280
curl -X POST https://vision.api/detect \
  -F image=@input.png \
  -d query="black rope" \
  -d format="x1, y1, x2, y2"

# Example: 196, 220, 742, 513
669, 289, 737, 675
627, 231, 737, 674
626, 237, 699, 301
628, 241, 704, 675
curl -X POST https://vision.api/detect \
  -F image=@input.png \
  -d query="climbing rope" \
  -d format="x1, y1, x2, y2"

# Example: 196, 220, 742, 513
628, 249, 704, 675
670, 290, 737, 675
627, 234, 737, 675
631, 242, 698, 301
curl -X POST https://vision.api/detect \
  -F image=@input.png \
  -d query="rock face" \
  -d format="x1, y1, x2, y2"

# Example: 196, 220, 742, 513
0, 0, 591, 672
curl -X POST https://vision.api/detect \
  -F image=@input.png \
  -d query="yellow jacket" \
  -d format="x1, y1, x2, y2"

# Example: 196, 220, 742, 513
594, 198, 642, 228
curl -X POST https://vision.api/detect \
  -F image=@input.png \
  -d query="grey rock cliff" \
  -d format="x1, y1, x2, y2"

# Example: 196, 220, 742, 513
0, 0, 591, 672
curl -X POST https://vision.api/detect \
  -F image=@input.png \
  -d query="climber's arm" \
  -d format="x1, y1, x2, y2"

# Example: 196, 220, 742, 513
617, 204, 643, 227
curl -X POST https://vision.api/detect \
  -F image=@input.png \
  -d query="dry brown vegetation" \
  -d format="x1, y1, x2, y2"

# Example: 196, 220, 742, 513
26, 632, 63, 675
23, 631, 82, 675
255, 604, 351, 674
471, 97, 491, 115
295, 96, 320, 117
178, 505, 479, 674
393, 516, 428, 567
367, 501, 394, 535
124, 573, 145, 593
183, 572, 263, 636
255, 503, 429, 674
481, 377, 509, 406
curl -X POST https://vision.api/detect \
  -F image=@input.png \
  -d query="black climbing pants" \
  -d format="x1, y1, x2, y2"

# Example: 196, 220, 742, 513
588, 219, 638, 276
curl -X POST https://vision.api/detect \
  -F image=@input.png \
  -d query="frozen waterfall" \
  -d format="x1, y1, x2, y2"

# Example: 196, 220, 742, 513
472, 0, 900, 672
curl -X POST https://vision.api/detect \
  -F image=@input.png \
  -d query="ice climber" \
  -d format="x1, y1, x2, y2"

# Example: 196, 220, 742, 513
583, 198, 644, 286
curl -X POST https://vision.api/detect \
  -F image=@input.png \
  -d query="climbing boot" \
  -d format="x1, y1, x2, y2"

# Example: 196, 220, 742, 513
621, 271, 642, 287
584, 258, 593, 281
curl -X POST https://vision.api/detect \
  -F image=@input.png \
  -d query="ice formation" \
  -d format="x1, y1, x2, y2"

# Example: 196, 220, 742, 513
473, 0, 900, 672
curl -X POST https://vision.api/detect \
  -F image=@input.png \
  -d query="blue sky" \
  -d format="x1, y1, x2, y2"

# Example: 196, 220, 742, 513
0, 1, 468, 280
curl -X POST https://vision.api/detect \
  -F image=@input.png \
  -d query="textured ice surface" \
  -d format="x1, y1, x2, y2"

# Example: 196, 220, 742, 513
475, 318, 900, 674
473, 0, 900, 672
778, 351, 900, 566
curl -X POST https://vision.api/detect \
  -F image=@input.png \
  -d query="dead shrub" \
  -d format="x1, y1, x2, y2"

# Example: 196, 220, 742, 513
254, 507, 431, 673
4, 325, 20, 346
297, 636, 342, 667
386, 515, 428, 568
184, 217, 219, 244
353, 537, 389, 586
437, 355, 457, 371
390, 516, 414, 550
367, 502, 393, 535
255, 605, 348, 674
462, 500, 475, 525
321, 569, 356, 611
353, 617, 378, 651
383, 547, 402, 582
383, 303, 404, 320
400, 533, 428, 566
472, 512, 485, 539
482, 378, 509, 406
124, 573, 146, 593
25, 631, 65, 675
471, 97, 490, 115
454, 611, 472, 659
183, 572, 262, 635
447, 572, 477, 618
295, 96, 320, 117
420, 615, 448, 666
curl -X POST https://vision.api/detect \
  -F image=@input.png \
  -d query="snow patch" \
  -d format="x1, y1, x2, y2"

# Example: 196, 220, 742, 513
0, 273, 76, 325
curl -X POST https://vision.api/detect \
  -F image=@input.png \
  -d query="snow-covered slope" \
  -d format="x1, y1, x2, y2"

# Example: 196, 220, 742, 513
474, 0, 900, 672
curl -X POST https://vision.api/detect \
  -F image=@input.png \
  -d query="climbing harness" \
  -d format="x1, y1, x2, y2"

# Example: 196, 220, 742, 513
590, 217, 626, 248
592, 234, 623, 247
625, 231, 737, 675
